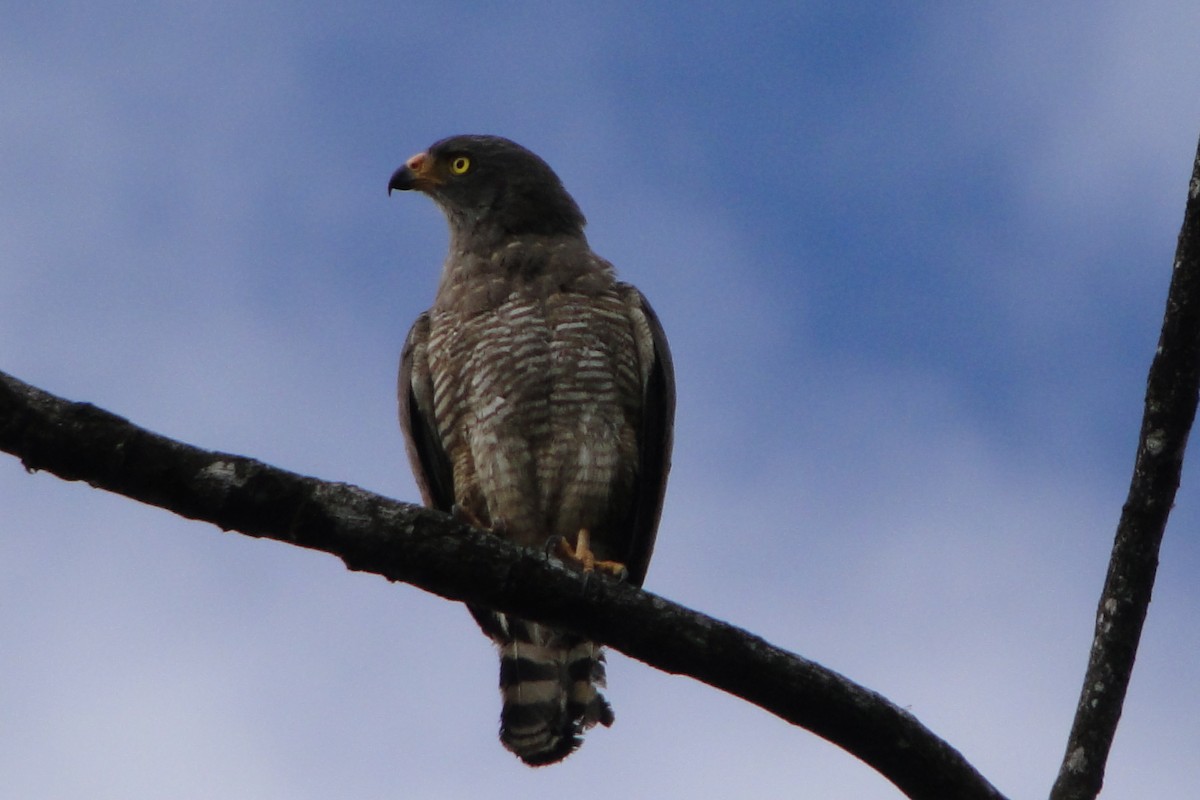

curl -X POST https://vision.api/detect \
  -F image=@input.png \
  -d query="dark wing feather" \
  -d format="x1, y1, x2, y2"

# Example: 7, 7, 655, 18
620, 289, 676, 587
398, 312, 455, 511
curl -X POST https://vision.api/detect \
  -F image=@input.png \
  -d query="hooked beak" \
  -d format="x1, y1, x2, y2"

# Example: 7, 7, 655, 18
388, 151, 439, 194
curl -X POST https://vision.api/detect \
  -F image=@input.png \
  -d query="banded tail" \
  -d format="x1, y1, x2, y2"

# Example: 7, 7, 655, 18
472, 608, 614, 766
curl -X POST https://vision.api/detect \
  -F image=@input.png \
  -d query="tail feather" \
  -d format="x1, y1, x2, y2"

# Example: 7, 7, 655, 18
564, 640, 614, 729
472, 608, 613, 766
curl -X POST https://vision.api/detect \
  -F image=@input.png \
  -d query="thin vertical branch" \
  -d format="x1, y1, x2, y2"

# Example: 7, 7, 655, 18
1050, 137, 1200, 800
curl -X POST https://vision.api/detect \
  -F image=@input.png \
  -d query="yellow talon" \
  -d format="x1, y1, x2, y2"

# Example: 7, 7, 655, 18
556, 529, 627, 578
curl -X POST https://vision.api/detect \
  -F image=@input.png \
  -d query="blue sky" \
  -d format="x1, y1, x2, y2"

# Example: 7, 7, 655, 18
2, 3, 1199, 797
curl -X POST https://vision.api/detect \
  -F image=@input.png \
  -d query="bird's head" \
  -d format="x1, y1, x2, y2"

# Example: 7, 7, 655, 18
388, 135, 586, 243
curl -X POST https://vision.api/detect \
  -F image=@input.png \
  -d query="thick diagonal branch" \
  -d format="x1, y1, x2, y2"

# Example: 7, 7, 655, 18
0, 368, 1006, 800
1049, 141, 1200, 800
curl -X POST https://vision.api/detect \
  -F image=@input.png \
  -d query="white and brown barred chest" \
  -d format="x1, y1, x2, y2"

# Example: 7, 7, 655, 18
426, 288, 643, 551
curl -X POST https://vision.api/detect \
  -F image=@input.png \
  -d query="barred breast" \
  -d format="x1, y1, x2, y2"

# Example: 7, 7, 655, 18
426, 288, 642, 554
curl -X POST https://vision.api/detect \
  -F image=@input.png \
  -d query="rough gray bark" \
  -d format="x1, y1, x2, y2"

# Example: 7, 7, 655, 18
0, 367, 1004, 800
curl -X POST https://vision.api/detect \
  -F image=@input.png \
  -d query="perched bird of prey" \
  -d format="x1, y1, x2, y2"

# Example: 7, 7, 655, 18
388, 135, 674, 766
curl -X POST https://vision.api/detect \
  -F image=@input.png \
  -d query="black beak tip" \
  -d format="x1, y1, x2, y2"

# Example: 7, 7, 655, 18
388, 166, 413, 196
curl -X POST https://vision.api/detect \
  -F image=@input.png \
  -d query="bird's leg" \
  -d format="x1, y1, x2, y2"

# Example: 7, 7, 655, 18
554, 528, 595, 571
555, 528, 628, 580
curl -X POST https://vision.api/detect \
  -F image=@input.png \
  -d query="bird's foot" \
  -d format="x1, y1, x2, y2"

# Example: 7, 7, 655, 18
553, 528, 628, 580
452, 505, 506, 536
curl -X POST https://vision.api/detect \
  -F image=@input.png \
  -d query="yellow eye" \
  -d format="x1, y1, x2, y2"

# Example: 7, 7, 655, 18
449, 156, 471, 175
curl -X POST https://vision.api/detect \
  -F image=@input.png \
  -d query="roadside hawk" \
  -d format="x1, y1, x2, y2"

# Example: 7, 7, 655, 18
388, 135, 675, 766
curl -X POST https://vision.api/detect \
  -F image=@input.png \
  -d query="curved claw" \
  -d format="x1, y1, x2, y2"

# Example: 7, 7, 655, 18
553, 528, 628, 580
452, 505, 506, 536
